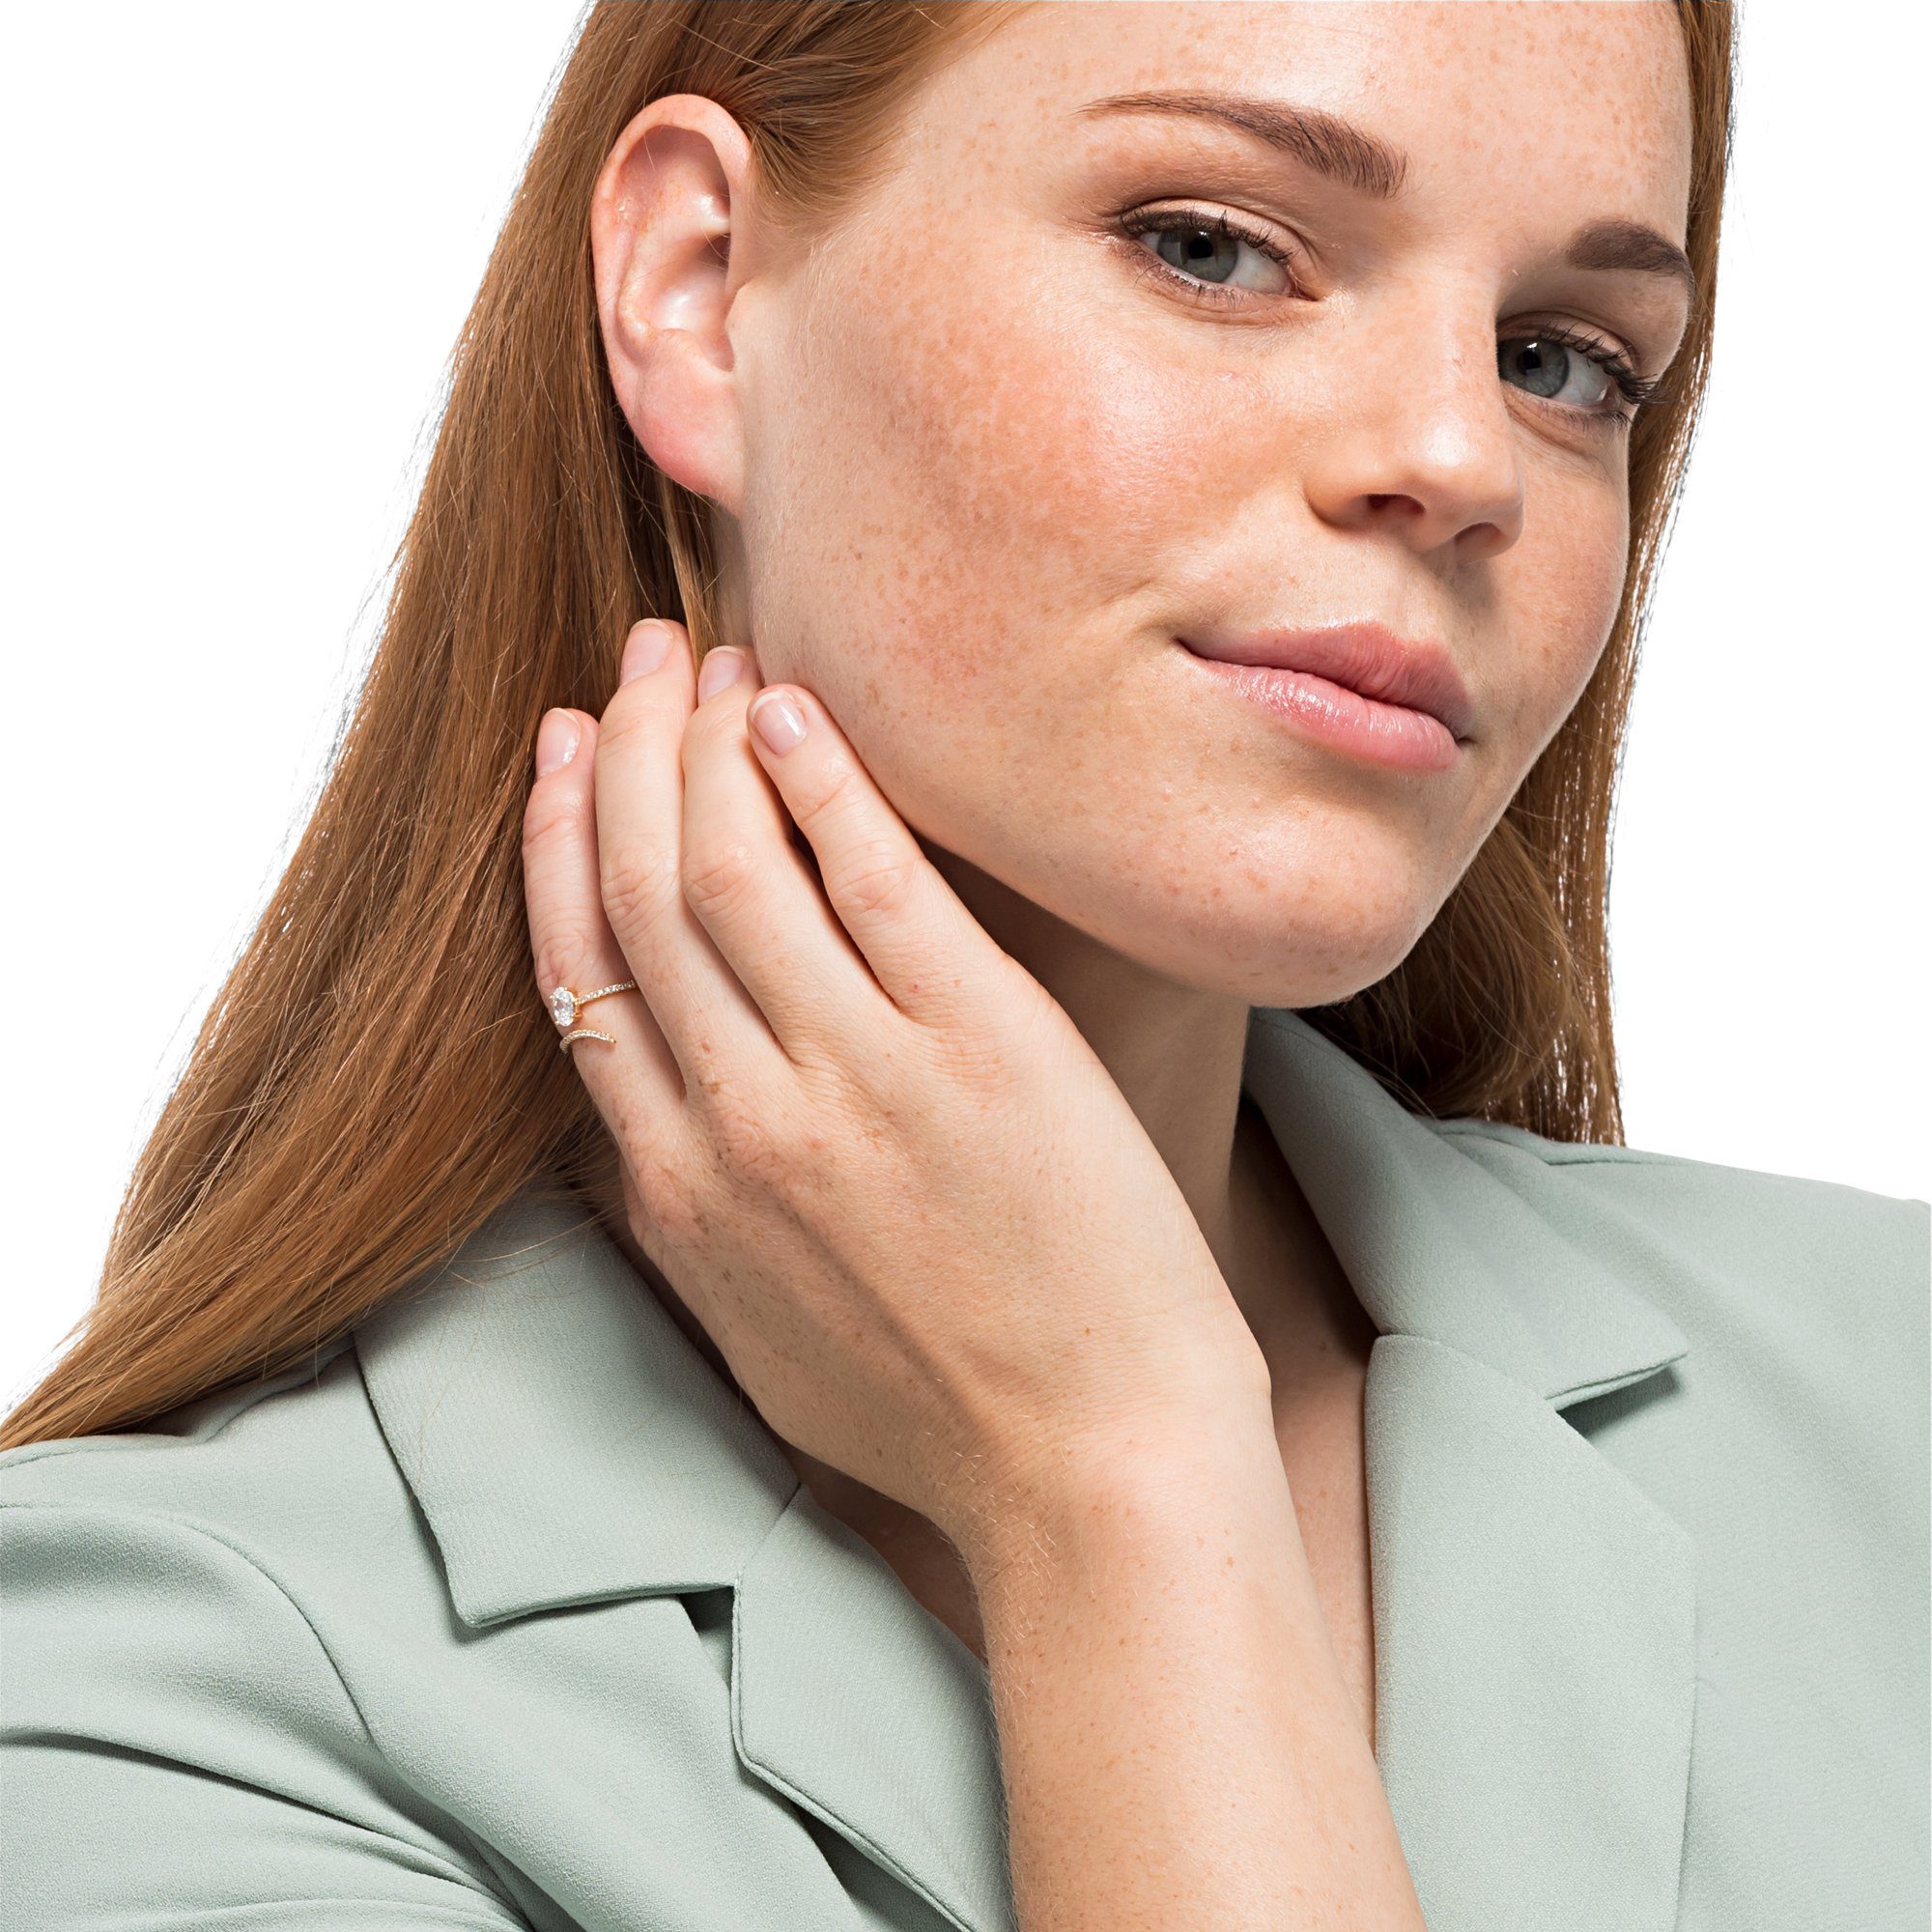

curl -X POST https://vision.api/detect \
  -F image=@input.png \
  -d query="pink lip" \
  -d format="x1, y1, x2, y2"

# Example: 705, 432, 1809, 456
1177, 622, 1475, 773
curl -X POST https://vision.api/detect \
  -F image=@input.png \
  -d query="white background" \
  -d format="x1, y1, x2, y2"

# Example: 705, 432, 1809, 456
5, 2, 1926, 1408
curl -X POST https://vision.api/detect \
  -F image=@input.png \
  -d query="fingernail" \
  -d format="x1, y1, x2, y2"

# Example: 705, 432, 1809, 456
535, 709, 580, 776
696, 646, 749, 702
621, 619, 674, 684
749, 688, 807, 755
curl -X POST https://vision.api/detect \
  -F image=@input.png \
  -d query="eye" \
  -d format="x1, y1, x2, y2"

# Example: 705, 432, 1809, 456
1114, 206, 1668, 433
1113, 203, 1301, 306
1498, 326, 1662, 429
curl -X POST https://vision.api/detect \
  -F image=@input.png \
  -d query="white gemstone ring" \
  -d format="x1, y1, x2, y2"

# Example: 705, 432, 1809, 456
547, 980, 639, 1053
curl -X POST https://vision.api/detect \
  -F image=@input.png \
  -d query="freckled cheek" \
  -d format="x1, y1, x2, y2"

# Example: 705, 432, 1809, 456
904, 342, 1231, 580
752, 261, 1268, 849
830, 284, 1239, 658
1482, 505, 1630, 769
746, 284, 1213, 784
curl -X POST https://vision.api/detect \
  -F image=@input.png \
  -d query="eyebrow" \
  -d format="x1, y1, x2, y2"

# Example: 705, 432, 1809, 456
1563, 216, 1698, 304
1074, 91, 1698, 307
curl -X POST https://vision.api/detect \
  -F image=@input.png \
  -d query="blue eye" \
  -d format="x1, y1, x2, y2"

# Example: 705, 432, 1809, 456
1114, 202, 1665, 431
1499, 327, 1661, 426
1114, 204, 1300, 303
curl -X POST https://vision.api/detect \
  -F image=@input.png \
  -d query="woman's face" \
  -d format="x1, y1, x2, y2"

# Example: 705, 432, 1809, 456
611, 0, 1694, 1008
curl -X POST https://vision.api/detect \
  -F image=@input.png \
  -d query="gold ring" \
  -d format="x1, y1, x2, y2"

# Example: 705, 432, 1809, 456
547, 980, 638, 1053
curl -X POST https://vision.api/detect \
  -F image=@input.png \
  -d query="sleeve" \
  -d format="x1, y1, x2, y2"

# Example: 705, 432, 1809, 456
0, 1500, 533, 1930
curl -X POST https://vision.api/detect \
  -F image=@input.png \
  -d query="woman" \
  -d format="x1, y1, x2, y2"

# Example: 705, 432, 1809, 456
3, 2, 1924, 1927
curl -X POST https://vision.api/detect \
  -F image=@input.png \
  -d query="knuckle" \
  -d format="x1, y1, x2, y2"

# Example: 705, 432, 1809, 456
600, 841, 681, 934
633, 1156, 707, 1251
521, 778, 587, 856
790, 757, 866, 834
824, 834, 921, 921
531, 915, 610, 1001
681, 696, 738, 759
703, 1086, 790, 1185
684, 696, 734, 738
681, 838, 759, 921
597, 685, 661, 750
966, 965, 1061, 1069
928, 1017, 1018, 1094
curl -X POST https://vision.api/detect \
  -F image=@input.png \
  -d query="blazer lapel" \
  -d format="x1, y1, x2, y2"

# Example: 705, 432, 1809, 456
355, 1185, 1017, 1932
730, 1483, 1012, 1932
1244, 1008, 1698, 1932
1359, 1335, 1696, 1932
357, 1003, 1697, 1932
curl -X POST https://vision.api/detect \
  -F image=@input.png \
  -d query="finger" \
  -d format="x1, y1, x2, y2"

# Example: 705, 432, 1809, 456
676, 653, 900, 1057
593, 620, 790, 1098
522, 705, 692, 1161
741, 679, 1009, 1027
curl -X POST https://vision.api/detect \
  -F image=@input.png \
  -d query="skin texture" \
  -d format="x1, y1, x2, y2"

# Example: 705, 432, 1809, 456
536, 0, 1693, 1746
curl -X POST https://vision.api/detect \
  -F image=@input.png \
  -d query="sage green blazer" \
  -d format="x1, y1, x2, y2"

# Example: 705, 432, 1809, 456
4, 1008, 1926, 1931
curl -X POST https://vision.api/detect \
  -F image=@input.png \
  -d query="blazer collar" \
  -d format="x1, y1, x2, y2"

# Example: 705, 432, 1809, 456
1240, 1005, 1690, 1405
356, 1006, 1696, 1932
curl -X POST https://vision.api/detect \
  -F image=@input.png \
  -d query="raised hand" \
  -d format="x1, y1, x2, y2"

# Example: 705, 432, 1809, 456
520, 617, 1271, 1566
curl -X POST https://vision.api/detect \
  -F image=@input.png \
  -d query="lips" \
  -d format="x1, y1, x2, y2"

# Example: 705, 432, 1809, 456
1178, 622, 1477, 743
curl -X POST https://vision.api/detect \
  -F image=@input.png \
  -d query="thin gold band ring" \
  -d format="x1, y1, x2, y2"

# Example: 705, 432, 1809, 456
547, 980, 639, 1053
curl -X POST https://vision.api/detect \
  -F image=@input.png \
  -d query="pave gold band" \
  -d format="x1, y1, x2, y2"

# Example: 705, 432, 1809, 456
548, 980, 639, 1053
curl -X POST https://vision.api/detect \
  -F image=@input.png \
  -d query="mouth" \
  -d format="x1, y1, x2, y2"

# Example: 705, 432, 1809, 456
1176, 622, 1475, 775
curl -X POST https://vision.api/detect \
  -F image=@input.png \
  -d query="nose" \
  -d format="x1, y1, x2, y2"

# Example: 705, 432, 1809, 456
1298, 295, 1528, 562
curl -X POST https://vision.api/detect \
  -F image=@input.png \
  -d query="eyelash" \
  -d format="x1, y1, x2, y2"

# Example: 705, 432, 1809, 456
1112, 203, 1664, 428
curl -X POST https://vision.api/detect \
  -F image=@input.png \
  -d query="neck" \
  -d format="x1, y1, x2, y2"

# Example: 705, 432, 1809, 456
583, 839, 1365, 1410
916, 838, 1354, 1342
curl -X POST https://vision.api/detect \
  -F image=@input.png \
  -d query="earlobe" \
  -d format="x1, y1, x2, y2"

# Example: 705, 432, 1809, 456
590, 93, 754, 512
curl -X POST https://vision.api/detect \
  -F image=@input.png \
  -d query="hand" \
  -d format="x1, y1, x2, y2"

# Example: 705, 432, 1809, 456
521, 618, 1271, 1562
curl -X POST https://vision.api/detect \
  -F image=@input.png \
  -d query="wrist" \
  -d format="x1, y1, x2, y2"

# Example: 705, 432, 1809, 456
951, 1390, 1287, 1606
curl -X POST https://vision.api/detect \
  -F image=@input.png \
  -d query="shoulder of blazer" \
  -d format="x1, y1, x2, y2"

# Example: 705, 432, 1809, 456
1419, 1110, 1930, 1431
0, 1333, 425, 1655
0, 1330, 362, 1492
0, 1350, 531, 1929
1423, 1109, 1928, 1288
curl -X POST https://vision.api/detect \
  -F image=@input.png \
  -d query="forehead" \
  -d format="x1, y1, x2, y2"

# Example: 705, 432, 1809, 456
933, 0, 1692, 239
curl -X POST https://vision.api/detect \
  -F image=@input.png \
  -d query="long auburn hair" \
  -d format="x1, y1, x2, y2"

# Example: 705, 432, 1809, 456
5, 1, 1738, 1448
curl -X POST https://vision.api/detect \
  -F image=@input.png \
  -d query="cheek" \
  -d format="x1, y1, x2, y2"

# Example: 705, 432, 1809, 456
1406, 497, 1627, 917
1494, 496, 1630, 766
743, 223, 1251, 818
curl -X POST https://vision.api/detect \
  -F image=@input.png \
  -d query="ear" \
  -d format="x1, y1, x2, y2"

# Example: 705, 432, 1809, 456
590, 93, 761, 514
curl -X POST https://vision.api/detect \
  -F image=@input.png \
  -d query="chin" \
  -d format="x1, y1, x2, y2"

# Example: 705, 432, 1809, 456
1150, 838, 1436, 997
1094, 891, 1430, 1009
